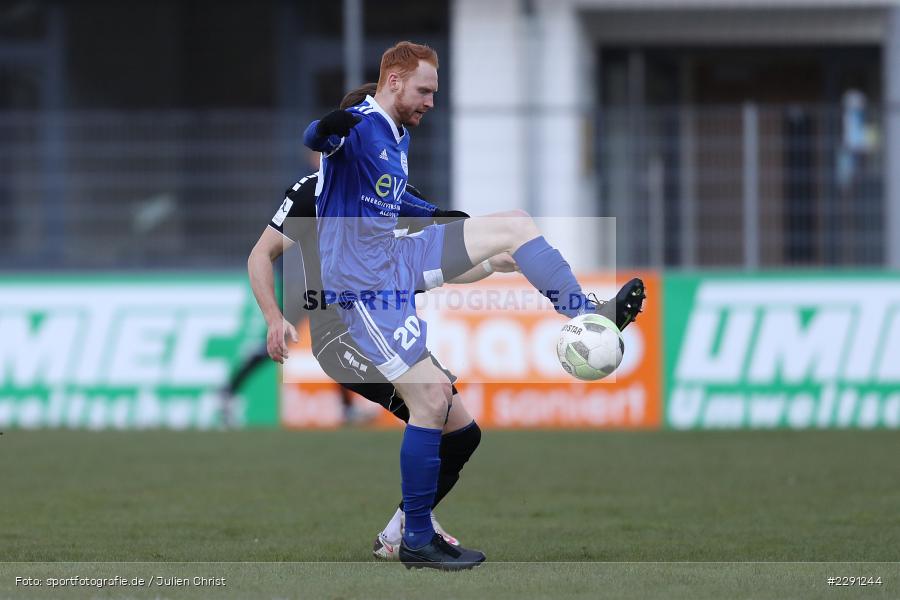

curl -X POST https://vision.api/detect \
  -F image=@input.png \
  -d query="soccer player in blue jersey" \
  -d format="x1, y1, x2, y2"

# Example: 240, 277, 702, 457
304, 42, 645, 570
252, 85, 520, 561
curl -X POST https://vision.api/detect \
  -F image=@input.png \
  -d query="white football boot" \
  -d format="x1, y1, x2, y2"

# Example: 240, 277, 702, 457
431, 513, 460, 546
372, 511, 460, 560
372, 531, 401, 560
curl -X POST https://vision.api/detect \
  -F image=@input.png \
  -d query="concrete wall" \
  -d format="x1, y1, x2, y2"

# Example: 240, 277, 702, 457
451, 0, 600, 270
451, 0, 900, 268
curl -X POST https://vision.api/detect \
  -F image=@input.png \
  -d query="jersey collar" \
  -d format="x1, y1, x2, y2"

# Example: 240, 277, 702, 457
365, 95, 406, 144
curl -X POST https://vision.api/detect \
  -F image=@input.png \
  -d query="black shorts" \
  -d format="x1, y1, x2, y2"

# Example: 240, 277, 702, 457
440, 218, 475, 281
315, 331, 459, 423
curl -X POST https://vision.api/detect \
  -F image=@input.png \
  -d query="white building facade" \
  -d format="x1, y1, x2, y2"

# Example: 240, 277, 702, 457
451, 0, 900, 269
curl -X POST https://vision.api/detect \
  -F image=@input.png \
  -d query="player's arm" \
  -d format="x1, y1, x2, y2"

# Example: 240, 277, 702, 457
251, 178, 319, 362
400, 188, 438, 218
303, 109, 362, 155
248, 225, 291, 327
248, 227, 299, 364
403, 188, 471, 221
249, 192, 297, 328
402, 185, 472, 232
399, 188, 440, 231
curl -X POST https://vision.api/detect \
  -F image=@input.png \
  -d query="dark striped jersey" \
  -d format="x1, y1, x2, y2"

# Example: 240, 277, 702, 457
268, 172, 436, 353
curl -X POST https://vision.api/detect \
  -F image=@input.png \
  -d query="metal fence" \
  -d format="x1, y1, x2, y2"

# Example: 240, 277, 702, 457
599, 102, 884, 268
0, 109, 450, 270
0, 102, 886, 270
0, 111, 296, 269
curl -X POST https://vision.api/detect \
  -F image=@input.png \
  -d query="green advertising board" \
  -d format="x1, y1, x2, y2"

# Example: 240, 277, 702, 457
0, 274, 278, 429
664, 273, 900, 429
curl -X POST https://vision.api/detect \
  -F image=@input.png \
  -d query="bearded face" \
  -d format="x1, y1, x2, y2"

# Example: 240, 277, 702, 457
394, 62, 438, 128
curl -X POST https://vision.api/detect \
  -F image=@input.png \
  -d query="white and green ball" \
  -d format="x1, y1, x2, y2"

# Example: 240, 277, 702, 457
556, 314, 625, 381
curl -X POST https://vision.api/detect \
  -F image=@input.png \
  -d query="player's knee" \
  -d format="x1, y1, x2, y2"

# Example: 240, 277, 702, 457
467, 422, 482, 455
410, 381, 452, 422
481, 209, 537, 250
429, 381, 453, 414
500, 209, 539, 243
455, 421, 481, 461
434, 382, 454, 415
440, 421, 481, 470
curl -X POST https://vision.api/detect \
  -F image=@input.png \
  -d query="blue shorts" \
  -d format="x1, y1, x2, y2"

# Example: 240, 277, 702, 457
337, 224, 447, 381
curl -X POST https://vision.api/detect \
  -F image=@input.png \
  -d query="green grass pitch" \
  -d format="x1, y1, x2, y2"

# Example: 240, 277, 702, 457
1, 429, 898, 599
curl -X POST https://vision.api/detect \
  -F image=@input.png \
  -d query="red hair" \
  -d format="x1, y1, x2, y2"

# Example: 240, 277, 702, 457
377, 41, 439, 90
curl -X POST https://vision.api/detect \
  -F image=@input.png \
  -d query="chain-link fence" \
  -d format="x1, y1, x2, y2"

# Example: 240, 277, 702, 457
0, 111, 298, 269
0, 109, 449, 270
0, 102, 886, 270
598, 102, 884, 268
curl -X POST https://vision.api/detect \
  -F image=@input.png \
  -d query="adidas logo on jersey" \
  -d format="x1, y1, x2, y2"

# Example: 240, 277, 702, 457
379, 149, 389, 161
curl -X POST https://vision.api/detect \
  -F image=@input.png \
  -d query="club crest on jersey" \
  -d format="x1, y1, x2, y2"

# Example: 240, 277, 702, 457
400, 151, 408, 176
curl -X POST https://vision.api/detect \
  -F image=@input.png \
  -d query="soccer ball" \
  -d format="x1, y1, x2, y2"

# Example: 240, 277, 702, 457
557, 314, 624, 381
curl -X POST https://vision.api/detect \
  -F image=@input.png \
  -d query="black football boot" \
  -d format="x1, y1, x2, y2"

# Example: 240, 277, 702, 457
399, 533, 486, 571
588, 277, 646, 331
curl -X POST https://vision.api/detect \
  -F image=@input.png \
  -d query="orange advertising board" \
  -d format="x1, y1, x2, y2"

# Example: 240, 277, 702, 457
281, 272, 661, 429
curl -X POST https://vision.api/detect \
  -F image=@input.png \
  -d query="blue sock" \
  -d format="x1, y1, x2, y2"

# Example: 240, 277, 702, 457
400, 424, 442, 549
512, 236, 594, 318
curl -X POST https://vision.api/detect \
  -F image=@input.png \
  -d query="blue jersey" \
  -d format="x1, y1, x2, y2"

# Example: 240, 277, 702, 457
303, 96, 450, 379
308, 95, 418, 294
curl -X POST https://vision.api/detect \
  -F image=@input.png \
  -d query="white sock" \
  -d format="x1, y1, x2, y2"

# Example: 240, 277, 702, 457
382, 508, 404, 542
